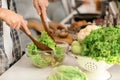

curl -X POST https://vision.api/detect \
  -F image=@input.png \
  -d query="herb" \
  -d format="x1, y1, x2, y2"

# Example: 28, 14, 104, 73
81, 27, 120, 64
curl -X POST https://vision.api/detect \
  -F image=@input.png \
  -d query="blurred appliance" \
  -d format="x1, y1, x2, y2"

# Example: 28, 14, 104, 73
60, 0, 106, 24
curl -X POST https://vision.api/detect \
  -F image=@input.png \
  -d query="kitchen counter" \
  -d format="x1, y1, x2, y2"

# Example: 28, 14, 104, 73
0, 54, 120, 80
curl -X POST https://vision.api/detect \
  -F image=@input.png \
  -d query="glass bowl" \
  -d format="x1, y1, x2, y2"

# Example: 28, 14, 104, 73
26, 42, 69, 68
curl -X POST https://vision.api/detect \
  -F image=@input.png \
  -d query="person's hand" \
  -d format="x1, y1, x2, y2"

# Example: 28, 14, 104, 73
33, 0, 48, 21
0, 8, 31, 35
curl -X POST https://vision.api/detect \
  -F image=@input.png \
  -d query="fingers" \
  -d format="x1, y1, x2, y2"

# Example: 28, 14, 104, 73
13, 22, 21, 30
41, 0, 48, 21
45, 0, 49, 8
33, 0, 41, 15
43, 0, 49, 8
10, 15, 31, 35
14, 15, 31, 35
33, 0, 48, 21
21, 19, 31, 35
6, 19, 21, 30
41, 6, 47, 21
1, 9, 30, 35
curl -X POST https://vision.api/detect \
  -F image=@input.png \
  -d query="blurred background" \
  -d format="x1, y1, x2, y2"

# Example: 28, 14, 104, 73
14, 0, 120, 50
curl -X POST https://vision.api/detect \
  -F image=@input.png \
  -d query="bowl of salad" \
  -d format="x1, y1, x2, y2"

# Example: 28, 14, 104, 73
26, 31, 69, 68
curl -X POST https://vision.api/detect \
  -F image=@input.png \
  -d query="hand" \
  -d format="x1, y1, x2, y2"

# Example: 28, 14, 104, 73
0, 8, 31, 35
33, 0, 48, 21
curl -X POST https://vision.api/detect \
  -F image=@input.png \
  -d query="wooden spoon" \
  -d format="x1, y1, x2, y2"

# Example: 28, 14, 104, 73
21, 27, 52, 50
40, 8, 55, 42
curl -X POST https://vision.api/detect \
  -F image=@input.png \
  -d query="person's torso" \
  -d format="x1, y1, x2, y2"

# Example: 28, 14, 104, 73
1, 0, 13, 65
0, 0, 22, 65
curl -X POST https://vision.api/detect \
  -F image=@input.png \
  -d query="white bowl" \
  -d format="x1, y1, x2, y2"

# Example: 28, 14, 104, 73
76, 56, 113, 72
71, 54, 113, 80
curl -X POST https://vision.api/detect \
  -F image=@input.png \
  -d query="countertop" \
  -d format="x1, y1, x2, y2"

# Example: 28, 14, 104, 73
0, 54, 120, 80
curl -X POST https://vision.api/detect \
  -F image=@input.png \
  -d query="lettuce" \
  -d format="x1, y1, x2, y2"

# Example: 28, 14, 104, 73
81, 27, 120, 64
47, 65, 88, 80
37, 31, 56, 50
26, 31, 66, 67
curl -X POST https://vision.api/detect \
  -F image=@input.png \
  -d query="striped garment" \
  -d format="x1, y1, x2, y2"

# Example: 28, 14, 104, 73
0, 0, 22, 75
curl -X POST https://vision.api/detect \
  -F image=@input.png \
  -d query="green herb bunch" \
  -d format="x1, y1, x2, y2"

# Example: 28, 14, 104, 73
81, 27, 120, 64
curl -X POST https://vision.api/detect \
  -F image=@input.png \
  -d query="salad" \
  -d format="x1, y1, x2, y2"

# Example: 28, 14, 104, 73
26, 31, 67, 67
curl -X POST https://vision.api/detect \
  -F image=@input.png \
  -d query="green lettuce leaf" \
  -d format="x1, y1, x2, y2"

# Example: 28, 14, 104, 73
81, 27, 120, 64
47, 65, 88, 80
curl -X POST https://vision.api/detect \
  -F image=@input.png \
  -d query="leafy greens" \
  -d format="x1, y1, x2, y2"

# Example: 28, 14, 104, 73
47, 65, 88, 80
81, 27, 120, 64
27, 31, 65, 67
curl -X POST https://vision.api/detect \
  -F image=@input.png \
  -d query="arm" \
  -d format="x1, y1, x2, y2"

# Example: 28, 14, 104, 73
0, 8, 31, 35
